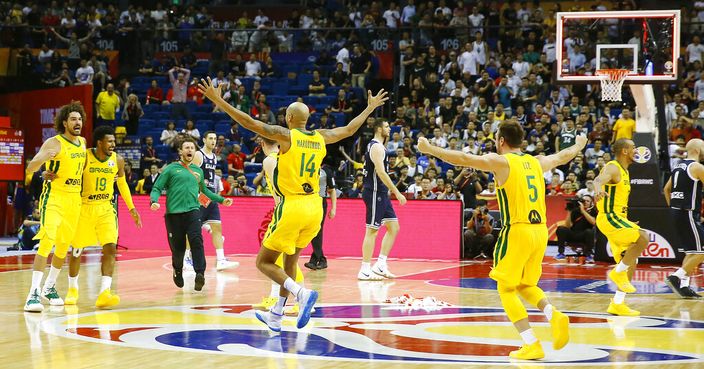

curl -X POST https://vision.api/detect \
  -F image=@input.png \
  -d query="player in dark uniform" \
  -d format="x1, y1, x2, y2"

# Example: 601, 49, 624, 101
663, 138, 704, 298
189, 131, 239, 271
358, 120, 406, 281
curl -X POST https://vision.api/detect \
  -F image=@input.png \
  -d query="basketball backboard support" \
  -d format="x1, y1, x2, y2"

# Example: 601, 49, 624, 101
556, 10, 680, 83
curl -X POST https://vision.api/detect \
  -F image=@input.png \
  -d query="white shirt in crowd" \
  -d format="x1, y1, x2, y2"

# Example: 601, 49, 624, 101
512, 60, 530, 79
336, 47, 350, 72
458, 50, 479, 75
686, 42, 704, 63
468, 13, 485, 34
695, 78, 704, 102
472, 40, 487, 65
542, 41, 556, 63
38, 49, 54, 63
401, 4, 416, 24
253, 14, 269, 26
75, 65, 94, 85
383, 8, 400, 28
245, 60, 261, 76
543, 168, 564, 184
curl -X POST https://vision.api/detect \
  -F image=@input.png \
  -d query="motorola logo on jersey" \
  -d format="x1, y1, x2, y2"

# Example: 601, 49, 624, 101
64, 178, 81, 185
528, 210, 542, 224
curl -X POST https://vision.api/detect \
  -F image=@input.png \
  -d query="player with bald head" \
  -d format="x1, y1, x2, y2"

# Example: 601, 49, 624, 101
664, 138, 704, 299
199, 77, 388, 331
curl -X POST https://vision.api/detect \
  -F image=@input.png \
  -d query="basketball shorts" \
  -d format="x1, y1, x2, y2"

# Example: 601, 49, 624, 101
670, 208, 704, 254
35, 189, 82, 259
362, 188, 397, 229
596, 213, 641, 263
263, 195, 323, 255
200, 201, 221, 224
489, 223, 548, 287
72, 202, 119, 248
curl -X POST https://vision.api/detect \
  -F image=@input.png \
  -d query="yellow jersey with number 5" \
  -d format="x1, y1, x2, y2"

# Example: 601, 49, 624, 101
496, 152, 546, 225
272, 129, 326, 197
47, 134, 87, 193
82, 149, 118, 204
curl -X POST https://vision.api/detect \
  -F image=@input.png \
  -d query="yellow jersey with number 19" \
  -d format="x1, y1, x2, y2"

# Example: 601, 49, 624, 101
47, 134, 87, 193
82, 149, 118, 204
496, 152, 546, 225
272, 129, 326, 197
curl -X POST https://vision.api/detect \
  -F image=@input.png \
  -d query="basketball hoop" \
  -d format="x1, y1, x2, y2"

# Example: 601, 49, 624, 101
596, 69, 630, 102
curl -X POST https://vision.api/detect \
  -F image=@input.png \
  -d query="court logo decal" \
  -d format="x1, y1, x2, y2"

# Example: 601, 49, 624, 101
40, 304, 704, 365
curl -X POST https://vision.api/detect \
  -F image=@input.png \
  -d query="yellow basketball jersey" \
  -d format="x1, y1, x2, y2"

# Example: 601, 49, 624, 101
263, 152, 278, 200
596, 160, 630, 216
273, 129, 326, 197
82, 149, 118, 204
47, 134, 87, 193
496, 153, 546, 225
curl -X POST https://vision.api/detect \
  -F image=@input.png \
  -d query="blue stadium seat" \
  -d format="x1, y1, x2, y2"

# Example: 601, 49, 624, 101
197, 120, 214, 132
390, 126, 402, 135
245, 163, 263, 174
302, 95, 319, 105
330, 113, 346, 127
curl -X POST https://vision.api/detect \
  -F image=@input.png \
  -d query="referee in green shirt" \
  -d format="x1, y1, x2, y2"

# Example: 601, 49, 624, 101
150, 137, 233, 291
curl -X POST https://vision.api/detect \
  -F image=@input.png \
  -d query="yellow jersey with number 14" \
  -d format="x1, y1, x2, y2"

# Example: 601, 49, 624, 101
496, 152, 546, 225
82, 149, 118, 204
47, 134, 87, 193
273, 129, 326, 197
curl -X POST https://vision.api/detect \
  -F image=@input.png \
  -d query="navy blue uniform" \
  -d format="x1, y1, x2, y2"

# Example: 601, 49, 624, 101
199, 149, 221, 223
362, 140, 397, 229
669, 159, 704, 254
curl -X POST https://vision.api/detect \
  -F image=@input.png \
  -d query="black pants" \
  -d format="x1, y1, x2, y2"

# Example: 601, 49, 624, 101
165, 210, 205, 274
171, 102, 191, 120
464, 229, 495, 258
309, 197, 328, 263
556, 226, 594, 256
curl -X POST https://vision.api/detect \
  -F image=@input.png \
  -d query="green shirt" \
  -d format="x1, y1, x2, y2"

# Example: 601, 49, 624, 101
150, 161, 225, 214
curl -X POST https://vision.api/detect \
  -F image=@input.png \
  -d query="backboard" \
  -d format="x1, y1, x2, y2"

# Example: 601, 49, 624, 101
555, 10, 680, 83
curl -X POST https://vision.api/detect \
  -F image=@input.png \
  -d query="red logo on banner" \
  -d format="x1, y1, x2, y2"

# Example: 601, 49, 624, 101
257, 208, 275, 244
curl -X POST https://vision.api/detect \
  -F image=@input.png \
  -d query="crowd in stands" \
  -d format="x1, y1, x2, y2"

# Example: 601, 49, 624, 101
7, 0, 704, 255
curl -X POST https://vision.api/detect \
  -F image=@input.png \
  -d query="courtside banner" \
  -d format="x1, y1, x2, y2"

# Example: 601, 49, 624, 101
0, 84, 93, 156
118, 196, 463, 260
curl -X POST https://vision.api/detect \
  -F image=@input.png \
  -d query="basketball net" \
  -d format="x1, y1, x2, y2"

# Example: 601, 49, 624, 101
596, 69, 630, 102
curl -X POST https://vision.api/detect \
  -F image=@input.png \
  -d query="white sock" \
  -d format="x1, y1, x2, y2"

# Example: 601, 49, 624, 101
283, 277, 302, 300
681, 276, 691, 288
270, 283, 280, 298
43, 266, 61, 290
272, 296, 286, 315
377, 254, 388, 264
543, 304, 554, 320
614, 262, 629, 273
519, 328, 538, 345
185, 249, 192, 259
614, 290, 626, 304
361, 262, 371, 272
216, 248, 225, 260
31, 271, 43, 292
68, 276, 79, 289
100, 276, 112, 292
673, 268, 687, 279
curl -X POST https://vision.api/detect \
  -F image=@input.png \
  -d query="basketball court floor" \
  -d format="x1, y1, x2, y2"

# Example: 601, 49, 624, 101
1, 249, 702, 369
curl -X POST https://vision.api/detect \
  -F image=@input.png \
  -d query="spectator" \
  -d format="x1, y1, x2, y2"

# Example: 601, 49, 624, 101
135, 168, 150, 194
480, 181, 496, 196
143, 163, 161, 194
74, 59, 94, 85
401, 0, 416, 25
168, 66, 191, 120
122, 93, 144, 136
146, 80, 164, 105
181, 120, 200, 140
350, 44, 371, 89
686, 35, 704, 64
464, 199, 495, 259
160, 121, 179, 148
585, 139, 606, 167
415, 177, 437, 199
328, 90, 353, 114
37, 44, 54, 64
329, 62, 350, 87
226, 175, 253, 196
245, 54, 262, 77
437, 183, 459, 200
610, 108, 636, 144
555, 195, 597, 262
308, 70, 326, 97
123, 160, 138, 194
12, 207, 41, 251
95, 83, 121, 127
140, 136, 162, 169
227, 144, 246, 176
50, 27, 95, 69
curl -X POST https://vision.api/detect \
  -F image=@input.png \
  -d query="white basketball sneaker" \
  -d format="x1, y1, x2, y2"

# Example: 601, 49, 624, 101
371, 262, 396, 279
216, 258, 239, 271
24, 289, 44, 312
358, 269, 385, 281
41, 285, 64, 306
183, 251, 194, 272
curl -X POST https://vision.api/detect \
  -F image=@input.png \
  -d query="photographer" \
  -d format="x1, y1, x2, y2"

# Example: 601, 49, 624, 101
227, 174, 255, 196
555, 195, 597, 262
464, 199, 495, 259
454, 167, 483, 213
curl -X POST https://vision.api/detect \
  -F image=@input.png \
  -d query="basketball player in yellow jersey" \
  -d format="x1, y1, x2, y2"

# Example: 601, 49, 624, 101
48, 126, 141, 308
24, 102, 87, 312
252, 136, 307, 315
593, 138, 649, 316
418, 120, 587, 360
199, 77, 388, 331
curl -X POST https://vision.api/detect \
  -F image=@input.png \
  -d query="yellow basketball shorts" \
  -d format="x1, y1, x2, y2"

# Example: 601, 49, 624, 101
263, 195, 323, 255
72, 202, 119, 248
489, 223, 548, 288
596, 213, 640, 263
35, 189, 82, 259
